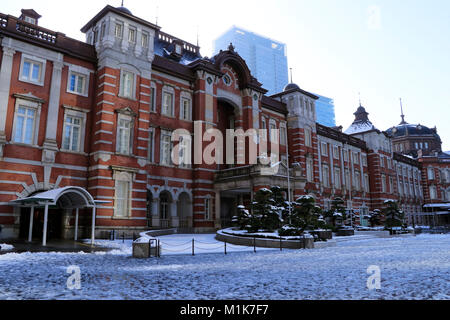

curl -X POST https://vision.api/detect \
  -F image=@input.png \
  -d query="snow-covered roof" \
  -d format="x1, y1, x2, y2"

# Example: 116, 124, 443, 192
345, 121, 376, 135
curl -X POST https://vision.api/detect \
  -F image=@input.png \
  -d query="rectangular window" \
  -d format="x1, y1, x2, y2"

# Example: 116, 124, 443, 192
353, 152, 360, 165
100, 23, 106, 39
428, 167, 434, 180
381, 175, 387, 193
205, 198, 211, 220
343, 150, 348, 162
334, 168, 341, 189
362, 155, 367, 166
333, 146, 339, 159
280, 125, 287, 145
355, 171, 361, 190
321, 142, 328, 156
115, 180, 130, 217
430, 186, 436, 199
150, 87, 156, 112
269, 122, 277, 142
380, 156, 384, 168
128, 28, 136, 43
115, 23, 123, 38
24, 16, 36, 24
62, 115, 82, 151
13, 106, 36, 144
117, 117, 132, 155
142, 33, 149, 47
304, 128, 312, 147
306, 158, 314, 182
68, 72, 87, 95
21, 59, 43, 83
345, 169, 351, 190
160, 130, 173, 165
180, 98, 192, 120
120, 71, 135, 99
148, 129, 154, 162
364, 174, 370, 192
322, 165, 329, 187
162, 91, 174, 117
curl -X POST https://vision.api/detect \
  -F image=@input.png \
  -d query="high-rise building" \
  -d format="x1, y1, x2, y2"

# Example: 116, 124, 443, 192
213, 26, 288, 95
314, 94, 336, 127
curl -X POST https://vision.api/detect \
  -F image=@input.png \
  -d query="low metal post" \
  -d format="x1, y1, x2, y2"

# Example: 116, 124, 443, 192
224, 241, 227, 255
122, 232, 125, 243
253, 237, 256, 253
192, 239, 195, 256
280, 237, 282, 251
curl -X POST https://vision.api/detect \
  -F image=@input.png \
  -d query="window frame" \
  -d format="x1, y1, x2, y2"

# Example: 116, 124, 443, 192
162, 87, 175, 117
61, 106, 88, 153
113, 171, 133, 218
116, 112, 134, 156
19, 54, 46, 86
180, 93, 192, 121
11, 97, 42, 146
119, 69, 136, 100
160, 129, 173, 166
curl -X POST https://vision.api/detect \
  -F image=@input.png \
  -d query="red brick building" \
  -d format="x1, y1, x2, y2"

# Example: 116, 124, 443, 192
0, 6, 448, 241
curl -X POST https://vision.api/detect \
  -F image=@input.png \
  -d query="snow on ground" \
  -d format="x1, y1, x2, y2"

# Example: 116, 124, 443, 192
0, 244, 14, 251
0, 234, 449, 300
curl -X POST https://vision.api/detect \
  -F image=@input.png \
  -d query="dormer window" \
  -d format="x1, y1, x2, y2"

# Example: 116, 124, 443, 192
175, 44, 182, 55
24, 16, 36, 24
19, 9, 41, 26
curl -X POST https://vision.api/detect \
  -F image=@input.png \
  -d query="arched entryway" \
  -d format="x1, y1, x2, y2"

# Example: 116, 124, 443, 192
177, 192, 193, 230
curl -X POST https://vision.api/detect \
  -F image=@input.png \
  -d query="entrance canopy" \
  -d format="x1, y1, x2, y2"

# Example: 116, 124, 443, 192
9, 187, 99, 209
8, 187, 106, 246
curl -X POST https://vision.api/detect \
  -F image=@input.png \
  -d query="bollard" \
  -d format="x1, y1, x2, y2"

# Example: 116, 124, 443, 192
253, 237, 256, 253
122, 232, 125, 243
192, 239, 195, 256
280, 236, 282, 251
224, 241, 227, 255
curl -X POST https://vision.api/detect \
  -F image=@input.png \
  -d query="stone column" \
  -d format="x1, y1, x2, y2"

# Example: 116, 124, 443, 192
151, 198, 160, 228
0, 43, 16, 157
170, 201, 179, 228
42, 57, 64, 188
214, 191, 222, 229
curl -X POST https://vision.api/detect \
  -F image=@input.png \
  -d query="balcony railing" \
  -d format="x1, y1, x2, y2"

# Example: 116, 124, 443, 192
16, 19, 56, 43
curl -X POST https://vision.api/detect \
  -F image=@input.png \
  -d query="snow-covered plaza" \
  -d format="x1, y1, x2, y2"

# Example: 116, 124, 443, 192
0, 234, 449, 300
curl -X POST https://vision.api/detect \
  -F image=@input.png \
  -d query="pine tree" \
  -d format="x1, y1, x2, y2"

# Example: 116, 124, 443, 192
324, 197, 347, 227
280, 196, 321, 236
383, 200, 405, 230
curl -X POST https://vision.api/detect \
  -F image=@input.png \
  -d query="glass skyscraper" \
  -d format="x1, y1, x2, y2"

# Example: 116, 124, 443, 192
213, 26, 289, 95
313, 94, 336, 127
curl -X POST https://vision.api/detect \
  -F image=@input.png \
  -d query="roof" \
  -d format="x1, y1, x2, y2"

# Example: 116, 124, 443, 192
9, 187, 97, 208
261, 96, 287, 115
386, 123, 441, 140
345, 105, 378, 135
271, 84, 318, 100
0, 11, 96, 62
81, 5, 160, 33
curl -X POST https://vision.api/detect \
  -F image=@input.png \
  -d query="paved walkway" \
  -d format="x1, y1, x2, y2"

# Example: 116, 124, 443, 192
0, 239, 110, 254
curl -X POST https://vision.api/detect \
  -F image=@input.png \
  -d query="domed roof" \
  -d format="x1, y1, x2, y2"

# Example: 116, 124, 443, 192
116, 6, 132, 15
284, 83, 300, 92
386, 123, 440, 139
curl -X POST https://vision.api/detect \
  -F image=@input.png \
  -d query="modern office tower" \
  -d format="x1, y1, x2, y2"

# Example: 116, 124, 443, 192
213, 26, 289, 95
314, 94, 336, 127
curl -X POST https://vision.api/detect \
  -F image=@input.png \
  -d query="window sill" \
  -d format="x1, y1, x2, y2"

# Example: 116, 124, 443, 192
9, 142, 41, 149
18, 78, 44, 87
117, 94, 137, 102
66, 90, 89, 98
60, 149, 87, 156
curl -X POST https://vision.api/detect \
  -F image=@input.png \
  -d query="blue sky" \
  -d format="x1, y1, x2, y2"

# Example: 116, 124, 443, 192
2, 0, 449, 150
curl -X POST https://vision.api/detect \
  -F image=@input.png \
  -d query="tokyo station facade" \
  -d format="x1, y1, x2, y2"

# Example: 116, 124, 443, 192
0, 6, 448, 241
